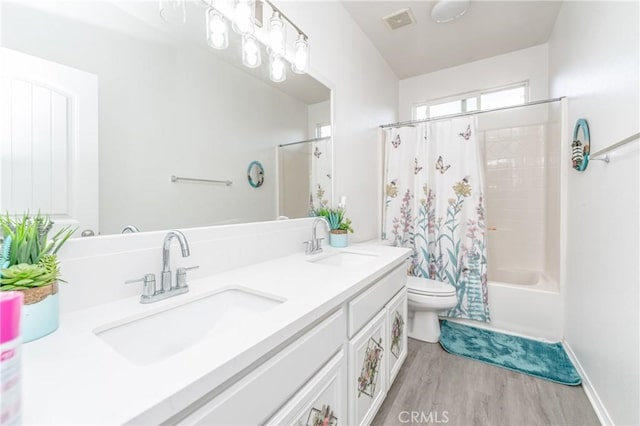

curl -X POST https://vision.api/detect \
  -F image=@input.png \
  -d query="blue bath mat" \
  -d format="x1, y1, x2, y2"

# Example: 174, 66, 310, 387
439, 320, 581, 386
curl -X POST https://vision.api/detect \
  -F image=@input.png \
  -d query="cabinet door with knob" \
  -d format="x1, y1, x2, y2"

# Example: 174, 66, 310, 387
348, 309, 387, 426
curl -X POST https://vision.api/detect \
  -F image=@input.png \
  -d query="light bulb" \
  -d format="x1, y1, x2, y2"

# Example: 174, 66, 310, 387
269, 12, 286, 55
269, 54, 286, 82
233, 0, 254, 34
242, 34, 261, 68
292, 34, 309, 74
209, 15, 225, 34
206, 8, 228, 49
211, 33, 225, 48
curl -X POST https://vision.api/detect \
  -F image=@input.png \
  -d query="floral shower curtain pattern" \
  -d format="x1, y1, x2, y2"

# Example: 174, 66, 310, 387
309, 138, 332, 212
382, 118, 490, 322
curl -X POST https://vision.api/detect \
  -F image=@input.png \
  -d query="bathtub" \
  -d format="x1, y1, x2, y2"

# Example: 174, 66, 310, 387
449, 269, 563, 341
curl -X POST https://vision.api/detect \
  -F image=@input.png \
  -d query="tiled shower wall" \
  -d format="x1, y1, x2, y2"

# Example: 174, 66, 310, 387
545, 118, 561, 285
481, 125, 548, 278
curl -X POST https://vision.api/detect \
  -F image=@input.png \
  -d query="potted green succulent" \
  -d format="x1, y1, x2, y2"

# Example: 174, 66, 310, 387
0, 213, 75, 342
315, 207, 354, 248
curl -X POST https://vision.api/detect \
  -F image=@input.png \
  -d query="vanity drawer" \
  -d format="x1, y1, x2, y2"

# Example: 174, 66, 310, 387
178, 308, 346, 425
348, 265, 406, 338
266, 350, 346, 426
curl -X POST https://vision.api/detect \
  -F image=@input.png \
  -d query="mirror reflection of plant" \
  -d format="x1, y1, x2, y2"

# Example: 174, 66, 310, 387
313, 207, 354, 233
0, 213, 75, 291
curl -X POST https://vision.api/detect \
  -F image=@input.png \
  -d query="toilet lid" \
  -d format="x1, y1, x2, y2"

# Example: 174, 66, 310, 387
407, 276, 456, 296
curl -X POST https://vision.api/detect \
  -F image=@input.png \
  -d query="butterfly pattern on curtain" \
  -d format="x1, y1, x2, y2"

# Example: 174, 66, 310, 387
309, 138, 332, 213
382, 119, 490, 322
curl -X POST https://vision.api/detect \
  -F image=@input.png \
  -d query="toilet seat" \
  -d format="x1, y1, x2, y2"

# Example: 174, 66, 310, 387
407, 276, 456, 297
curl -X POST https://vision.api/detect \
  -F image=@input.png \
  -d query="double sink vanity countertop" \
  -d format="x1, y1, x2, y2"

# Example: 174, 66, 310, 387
22, 242, 411, 425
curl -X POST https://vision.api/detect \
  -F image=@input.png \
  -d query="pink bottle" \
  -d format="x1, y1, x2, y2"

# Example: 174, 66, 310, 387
1, 291, 23, 425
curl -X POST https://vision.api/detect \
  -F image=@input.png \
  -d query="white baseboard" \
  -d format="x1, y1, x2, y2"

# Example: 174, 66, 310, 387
562, 340, 613, 426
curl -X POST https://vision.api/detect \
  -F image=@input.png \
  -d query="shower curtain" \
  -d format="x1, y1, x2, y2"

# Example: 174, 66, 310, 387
309, 138, 332, 212
382, 118, 490, 322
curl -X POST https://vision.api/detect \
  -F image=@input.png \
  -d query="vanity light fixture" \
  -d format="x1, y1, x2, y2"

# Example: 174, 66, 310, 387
292, 33, 309, 74
242, 34, 262, 68
162, 0, 310, 82
233, 0, 255, 34
269, 54, 286, 82
268, 11, 286, 55
206, 8, 229, 49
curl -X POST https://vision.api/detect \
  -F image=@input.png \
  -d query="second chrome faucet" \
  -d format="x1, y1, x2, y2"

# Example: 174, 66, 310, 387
304, 217, 330, 255
126, 230, 199, 304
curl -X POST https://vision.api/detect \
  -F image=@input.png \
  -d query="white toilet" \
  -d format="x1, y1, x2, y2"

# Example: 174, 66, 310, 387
407, 276, 458, 343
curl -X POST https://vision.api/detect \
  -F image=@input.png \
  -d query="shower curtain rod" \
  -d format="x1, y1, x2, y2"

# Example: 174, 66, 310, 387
279, 136, 331, 147
379, 96, 566, 129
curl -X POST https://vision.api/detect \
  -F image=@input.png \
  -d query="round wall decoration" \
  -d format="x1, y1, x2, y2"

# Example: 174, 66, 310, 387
571, 118, 590, 171
247, 161, 264, 188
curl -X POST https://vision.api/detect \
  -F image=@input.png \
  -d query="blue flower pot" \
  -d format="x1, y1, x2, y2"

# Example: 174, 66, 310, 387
21, 283, 59, 343
330, 232, 348, 248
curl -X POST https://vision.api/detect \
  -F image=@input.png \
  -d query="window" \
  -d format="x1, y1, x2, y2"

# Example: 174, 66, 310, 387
316, 123, 331, 138
413, 83, 528, 120
415, 105, 428, 120
480, 86, 526, 110
428, 99, 461, 118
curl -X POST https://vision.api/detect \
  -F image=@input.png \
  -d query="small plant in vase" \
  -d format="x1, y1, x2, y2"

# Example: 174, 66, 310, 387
0, 213, 74, 342
315, 207, 354, 248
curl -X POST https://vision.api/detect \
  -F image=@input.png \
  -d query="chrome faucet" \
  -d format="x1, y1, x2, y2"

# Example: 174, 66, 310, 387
122, 225, 140, 233
125, 230, 198, 304
161, 230, 191, 292
305, 217, 330, 255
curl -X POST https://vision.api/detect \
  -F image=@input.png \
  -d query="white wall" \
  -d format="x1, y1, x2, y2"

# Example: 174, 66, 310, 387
2, 2, 309, 234
399, 44, 549, 121
277, 1, 398, 242
548, 2, 640, 425
307, 100, 331, 138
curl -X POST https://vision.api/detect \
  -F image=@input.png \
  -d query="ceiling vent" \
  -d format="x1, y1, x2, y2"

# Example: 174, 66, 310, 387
383, 8, 416, 31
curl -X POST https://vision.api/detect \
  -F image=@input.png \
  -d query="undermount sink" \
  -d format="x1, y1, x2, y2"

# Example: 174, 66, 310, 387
309, 250, 379, 267
94, 287, 284, 365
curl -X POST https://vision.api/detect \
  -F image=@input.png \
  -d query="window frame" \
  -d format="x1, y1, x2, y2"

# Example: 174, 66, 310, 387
315, 122, 331, 139
412, 81, 529, 121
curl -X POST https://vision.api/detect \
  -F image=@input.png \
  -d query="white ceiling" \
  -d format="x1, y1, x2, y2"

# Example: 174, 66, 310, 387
341, 1, 563, 79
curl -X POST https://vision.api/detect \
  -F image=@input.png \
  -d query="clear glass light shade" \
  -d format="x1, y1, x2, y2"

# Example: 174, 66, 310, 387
206, 9, 229, 49
269, 54, 286, 83
159, 0, 186, 25
242, 34, 262, 68
292, 34, 309, 74
269, 12, 286, 55
233, 0, 255, 34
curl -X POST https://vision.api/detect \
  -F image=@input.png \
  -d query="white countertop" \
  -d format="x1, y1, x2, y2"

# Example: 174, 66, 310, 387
22, 243, 410, 425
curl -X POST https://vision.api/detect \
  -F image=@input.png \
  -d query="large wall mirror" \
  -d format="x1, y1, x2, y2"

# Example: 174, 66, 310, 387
0, 0, 331, 236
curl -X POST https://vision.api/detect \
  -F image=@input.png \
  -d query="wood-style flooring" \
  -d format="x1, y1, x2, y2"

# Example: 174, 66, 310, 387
373, 338, 600, 426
